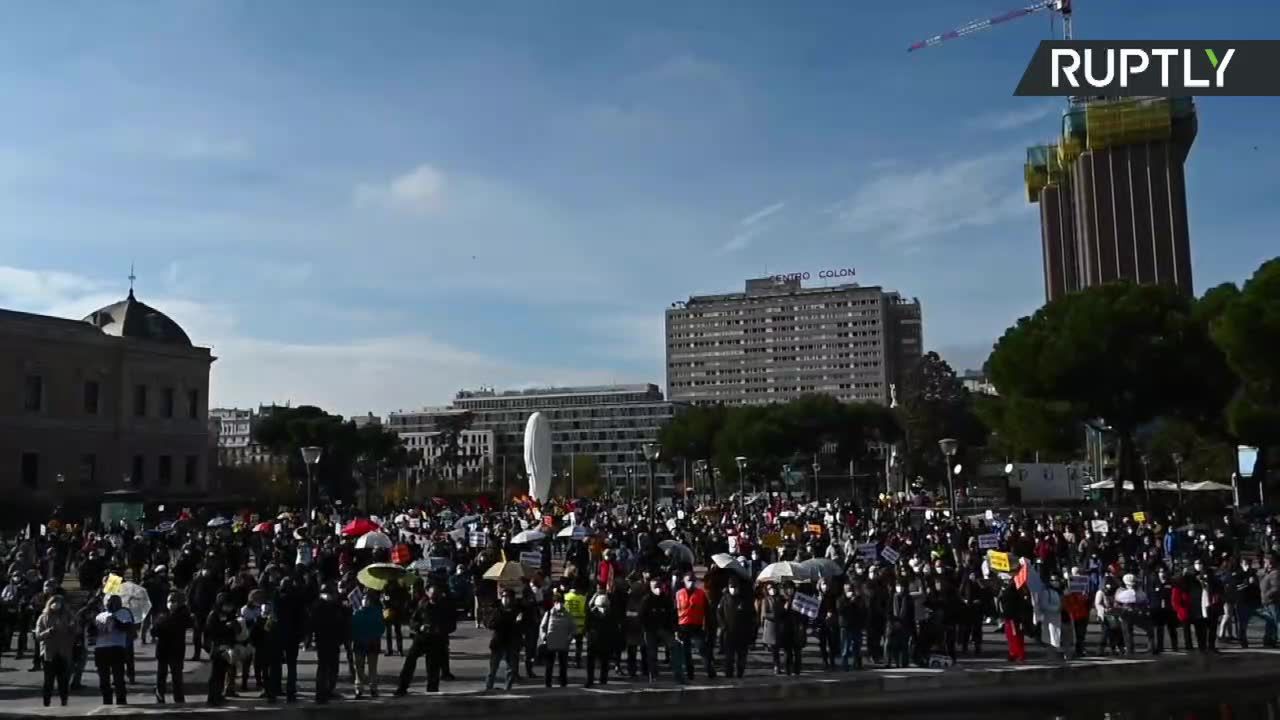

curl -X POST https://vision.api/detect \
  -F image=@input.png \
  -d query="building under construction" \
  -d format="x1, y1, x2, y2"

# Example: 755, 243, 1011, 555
1027, 96, 1198, 303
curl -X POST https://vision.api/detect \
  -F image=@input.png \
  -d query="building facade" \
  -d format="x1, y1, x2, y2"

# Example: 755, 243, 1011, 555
1030, 97, 1197, 303
450, 384, 682, 492
399, 429, 495, 483
665, 277, 923, 406
0, 290, 214, 513
209, 405, 285, 467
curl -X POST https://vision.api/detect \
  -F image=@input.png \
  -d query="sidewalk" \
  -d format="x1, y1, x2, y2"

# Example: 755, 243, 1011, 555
1, 619, 1277, 717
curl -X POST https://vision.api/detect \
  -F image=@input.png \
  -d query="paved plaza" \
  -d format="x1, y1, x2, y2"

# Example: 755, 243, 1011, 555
1, 613, 1277, 717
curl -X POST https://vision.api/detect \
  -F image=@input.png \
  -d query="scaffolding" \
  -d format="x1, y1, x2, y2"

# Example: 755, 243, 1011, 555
1085, 97, 1173, 150
1024, 143, 1065, 203
1025, 97, 1196, 203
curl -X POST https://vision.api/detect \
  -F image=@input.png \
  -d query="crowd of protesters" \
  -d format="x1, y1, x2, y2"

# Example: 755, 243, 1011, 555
2, 491, 1278, 708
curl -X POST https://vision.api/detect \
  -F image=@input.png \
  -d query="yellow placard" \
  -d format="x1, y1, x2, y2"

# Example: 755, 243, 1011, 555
1132, 511, 1147, 523
987, 551, 1011, 573
103, 573, 124, 595
761, 532, 783, 549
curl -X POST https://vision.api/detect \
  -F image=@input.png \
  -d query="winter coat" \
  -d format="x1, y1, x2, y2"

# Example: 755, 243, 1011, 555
761, 594, 786, 646
35, 608, 76, 662
488, 606, 523, 652
717, 593, 757, 649
150, 606, 192, 660
1262, 569, 1280, 605
639, 592, 676, 636
585, 606, 620, 652
538, 607, 576, 652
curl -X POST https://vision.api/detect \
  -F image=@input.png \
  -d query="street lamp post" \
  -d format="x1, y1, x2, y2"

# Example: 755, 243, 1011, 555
812, 456, 821, 501
938, 438, 958, 514
642, 443, 660, 520
735, 456, 747, 518
301, 446, 323, 522
1172, 452, 1184, 506
627, 467, 636, 505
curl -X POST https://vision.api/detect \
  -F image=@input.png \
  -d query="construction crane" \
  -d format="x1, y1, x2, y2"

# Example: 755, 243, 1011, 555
907, 0, 1072, 52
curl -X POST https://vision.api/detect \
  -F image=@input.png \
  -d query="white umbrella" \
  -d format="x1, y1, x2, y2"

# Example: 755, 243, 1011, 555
659, 540, 695, 564
453, 514, 482, 529
756, 561, 816, 585
109, 581, 153, 622
207, 517, 231, 528
710, 553, 748, 577
557, 525, 592, 541
356, 530, 393, 550
799, 558, 845, 579
512, 529, 546, 545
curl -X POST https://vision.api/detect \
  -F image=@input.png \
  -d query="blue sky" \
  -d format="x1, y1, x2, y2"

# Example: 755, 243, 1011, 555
1, 1, 1276, 416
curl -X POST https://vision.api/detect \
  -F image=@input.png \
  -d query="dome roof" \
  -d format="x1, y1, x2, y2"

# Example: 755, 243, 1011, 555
83, 290, 192, 346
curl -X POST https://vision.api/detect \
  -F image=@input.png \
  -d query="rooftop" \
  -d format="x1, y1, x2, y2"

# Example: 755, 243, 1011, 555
454, 384, 661, 400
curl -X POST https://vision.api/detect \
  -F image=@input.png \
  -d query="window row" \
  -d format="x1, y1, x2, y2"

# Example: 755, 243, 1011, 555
22, 376, 200, 420
18, 452, 200, 488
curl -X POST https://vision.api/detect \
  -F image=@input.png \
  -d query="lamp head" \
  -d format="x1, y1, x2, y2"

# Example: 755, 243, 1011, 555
938, 438, 959, 457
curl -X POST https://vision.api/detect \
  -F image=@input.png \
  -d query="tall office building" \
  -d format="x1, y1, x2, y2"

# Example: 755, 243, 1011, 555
1029, 96, 1198, 302
665, 277, 922, 406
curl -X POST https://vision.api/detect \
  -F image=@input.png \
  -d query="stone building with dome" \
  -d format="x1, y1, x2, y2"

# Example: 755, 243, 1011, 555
0, 288, 215, 518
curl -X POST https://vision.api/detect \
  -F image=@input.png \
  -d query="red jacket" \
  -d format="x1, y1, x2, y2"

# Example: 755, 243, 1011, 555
676, 587, 709, 628
597, 560, 616, 591
1171, 585, 1192, 623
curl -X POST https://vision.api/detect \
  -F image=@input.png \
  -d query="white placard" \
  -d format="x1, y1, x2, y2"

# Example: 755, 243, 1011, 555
519, 551, 542, 568
792, 592, 820, 620
1091, 520, 1110, 534
977, 533, 999, 550
880, 546, 900, 564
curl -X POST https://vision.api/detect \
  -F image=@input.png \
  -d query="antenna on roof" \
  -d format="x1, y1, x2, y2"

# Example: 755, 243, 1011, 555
128, 263, 137, 297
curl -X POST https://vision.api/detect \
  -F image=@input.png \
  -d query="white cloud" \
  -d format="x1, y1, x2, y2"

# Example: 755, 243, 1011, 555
0, 265, 621, 417
719, 201, 785, 254
740, 201, 785, 227
833, 149, 1031, 248
969, 102, 1059, 131
354, 164, 446, 214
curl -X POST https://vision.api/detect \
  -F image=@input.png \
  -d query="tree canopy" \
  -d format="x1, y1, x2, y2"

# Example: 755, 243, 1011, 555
253, 405, 408, 507
896, 352, 987, 484
988, 281, 1235, 502
658, 394, 899, 497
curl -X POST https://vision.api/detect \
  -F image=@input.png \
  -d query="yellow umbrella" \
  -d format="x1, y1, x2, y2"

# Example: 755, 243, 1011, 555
482, 554, 526, 589
356, 563, 410, 592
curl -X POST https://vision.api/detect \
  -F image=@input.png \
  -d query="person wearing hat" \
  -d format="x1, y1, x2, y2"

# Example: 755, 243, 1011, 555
141, 567, 171, 649
1115, 572, 1153, 655
585, 589, 620, 686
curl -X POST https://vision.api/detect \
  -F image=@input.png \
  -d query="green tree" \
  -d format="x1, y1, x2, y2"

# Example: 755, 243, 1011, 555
1211, 259, 1280, 495
434, 412, 475, 486
658, 404, 728, 499
897, 352, 987, 486
988, 282, 1222, 504
973, 394, 1081, 463
254, 405, 407, 509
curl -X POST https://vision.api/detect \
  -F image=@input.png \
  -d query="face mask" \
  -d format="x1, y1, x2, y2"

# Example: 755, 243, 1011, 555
651, 587, 661, 596
895, 586, 904, 593
728, 587, 738, 596
767, 589, 777, 596
554, 602, 564, 610
685, 581, 694, 589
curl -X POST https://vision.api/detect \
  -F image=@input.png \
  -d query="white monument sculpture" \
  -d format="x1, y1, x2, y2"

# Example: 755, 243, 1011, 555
523, 412, 552, 502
